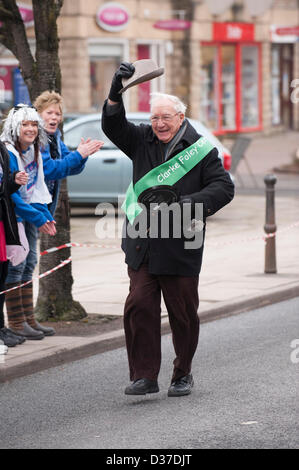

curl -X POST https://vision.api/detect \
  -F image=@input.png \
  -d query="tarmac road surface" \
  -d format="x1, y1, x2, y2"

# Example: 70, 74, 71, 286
0, 297, 298, 450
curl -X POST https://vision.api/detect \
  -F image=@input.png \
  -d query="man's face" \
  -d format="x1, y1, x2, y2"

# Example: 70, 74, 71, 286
151, 99, 184, 143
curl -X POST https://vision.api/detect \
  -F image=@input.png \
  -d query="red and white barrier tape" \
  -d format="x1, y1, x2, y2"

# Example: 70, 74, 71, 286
1, 219, 297, 296
40, 220, 299, 254
0, 257, 72, 295
206, 220, 299, 247
40, 242, 119, 256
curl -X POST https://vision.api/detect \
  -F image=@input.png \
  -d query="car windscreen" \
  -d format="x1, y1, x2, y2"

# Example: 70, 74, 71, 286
64, 119, 149, 151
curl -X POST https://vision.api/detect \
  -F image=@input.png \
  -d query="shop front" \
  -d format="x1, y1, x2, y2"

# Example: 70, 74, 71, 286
200, 22, 262, 135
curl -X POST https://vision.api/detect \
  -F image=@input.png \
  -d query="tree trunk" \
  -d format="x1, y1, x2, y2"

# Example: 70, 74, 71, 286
36, 179, 86, 321
0, 0, 87, 320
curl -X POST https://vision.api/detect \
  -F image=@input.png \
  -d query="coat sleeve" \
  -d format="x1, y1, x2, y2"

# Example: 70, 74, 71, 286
10, 192, 49, 228
60, 140, 88, 176
7, 170, 21, 195
190, 148, 235, 218
101, 100, 144, 159
42, 143, 85, 181
7, 151, 49, 228
0, 142, 20, 194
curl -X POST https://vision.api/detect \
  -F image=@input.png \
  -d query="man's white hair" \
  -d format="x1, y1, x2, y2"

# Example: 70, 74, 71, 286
150, 92, 187, 115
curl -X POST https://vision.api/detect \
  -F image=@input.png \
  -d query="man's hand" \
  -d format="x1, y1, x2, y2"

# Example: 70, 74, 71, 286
108, 62, 135, 104
77, 138, 104, 158
15, 171, 28, 186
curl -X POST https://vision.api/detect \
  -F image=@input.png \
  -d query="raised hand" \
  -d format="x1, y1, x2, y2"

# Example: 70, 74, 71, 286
77, 138, 104, 158
108, 62, 135, 103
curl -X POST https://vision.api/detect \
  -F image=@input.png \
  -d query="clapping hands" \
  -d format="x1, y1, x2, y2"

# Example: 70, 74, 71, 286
77, 138, 104, 159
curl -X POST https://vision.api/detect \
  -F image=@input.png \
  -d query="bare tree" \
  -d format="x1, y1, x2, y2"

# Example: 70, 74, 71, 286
0, 0, 87, 320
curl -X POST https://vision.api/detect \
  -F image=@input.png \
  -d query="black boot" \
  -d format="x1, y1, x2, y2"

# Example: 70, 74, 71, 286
1, 327, 26, 344
0, 328, 19, 347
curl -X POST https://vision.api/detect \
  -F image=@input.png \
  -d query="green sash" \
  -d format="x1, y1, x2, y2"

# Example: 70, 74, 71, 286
122, 136, 214, 224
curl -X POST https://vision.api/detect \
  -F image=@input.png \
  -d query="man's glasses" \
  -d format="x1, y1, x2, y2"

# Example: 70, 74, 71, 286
150, 112, 179, 123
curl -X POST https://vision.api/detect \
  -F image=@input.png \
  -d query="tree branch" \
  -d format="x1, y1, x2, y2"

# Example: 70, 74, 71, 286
0, 6, 15, 21
0, 0, 35, 89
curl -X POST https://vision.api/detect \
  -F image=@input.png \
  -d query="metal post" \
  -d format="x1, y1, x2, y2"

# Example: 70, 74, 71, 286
264, 174, 277, 274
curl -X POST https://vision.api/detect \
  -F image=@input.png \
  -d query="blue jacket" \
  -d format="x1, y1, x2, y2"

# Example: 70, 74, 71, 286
8, 150, 54, 228
41, 129, 87, 215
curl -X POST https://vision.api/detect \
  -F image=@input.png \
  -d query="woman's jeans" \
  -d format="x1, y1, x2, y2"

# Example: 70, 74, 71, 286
6, 222, 38, 284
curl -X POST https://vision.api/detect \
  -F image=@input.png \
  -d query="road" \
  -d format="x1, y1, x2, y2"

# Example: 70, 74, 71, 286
0, 297, 298, 450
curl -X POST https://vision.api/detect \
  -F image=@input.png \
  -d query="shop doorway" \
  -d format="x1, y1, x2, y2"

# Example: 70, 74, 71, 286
271, 44, 294, 128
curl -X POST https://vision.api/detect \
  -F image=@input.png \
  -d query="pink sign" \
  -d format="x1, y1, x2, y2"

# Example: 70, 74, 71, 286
153, 20, 191, 31
18, 3, 34, 25
96, 2, 130, 32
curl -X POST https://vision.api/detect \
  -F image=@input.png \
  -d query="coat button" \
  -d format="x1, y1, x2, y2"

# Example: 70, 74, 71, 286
136, 245, 141, 251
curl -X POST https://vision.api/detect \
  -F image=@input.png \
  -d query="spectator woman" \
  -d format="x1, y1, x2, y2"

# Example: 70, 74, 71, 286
34, 90, 102, 216
0, 141, 28, 347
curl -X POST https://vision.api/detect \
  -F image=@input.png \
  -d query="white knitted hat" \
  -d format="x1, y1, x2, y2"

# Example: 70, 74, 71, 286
0, 104, 48, 148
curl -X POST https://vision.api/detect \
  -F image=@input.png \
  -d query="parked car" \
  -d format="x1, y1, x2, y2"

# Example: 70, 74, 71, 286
64, 113, 232, 205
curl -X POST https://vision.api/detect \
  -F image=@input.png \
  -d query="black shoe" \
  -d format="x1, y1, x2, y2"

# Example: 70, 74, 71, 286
168, 374, 194, 397
33, 321, 56, 337
1, 327, 26, 344
125, 378, 159, 395
9, 322, 44, 340
0, 328, 18, 347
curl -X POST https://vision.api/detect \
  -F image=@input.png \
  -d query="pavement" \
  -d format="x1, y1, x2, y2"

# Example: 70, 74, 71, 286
1, 129, 299, 383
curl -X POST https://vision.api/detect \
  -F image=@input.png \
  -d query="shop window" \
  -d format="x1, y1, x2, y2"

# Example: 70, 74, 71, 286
201, 43, 262, 134
200, 46, 218, 129
221, 45, 236, 130
90, 57, 121, 111
241, 46, 259, 128
271, 46, 281, 125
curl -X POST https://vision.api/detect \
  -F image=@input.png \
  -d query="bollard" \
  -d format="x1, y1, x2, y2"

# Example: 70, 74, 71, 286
264, 174, 277, 273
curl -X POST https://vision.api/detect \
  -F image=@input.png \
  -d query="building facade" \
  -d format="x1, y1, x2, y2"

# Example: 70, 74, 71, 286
0, 0, 298, 135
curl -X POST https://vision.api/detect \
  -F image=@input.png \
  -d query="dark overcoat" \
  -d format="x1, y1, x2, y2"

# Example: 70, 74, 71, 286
0, 141, 21, 246
102, 101, 234, 276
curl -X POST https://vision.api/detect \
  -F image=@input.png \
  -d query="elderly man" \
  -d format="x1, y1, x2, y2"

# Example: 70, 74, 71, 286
102, 62, 234, 397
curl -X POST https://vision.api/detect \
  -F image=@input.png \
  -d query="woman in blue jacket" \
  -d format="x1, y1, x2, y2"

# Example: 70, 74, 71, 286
34, 90, 103, 215
1, 104, 103, 340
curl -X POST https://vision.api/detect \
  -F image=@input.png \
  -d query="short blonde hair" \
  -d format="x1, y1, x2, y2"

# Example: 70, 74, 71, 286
34, 90, 64, 115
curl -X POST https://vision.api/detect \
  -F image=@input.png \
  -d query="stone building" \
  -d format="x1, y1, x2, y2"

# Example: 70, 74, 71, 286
0, 0, 298, 135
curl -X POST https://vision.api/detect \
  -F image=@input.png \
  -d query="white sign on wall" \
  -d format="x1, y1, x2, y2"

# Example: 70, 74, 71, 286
96, 2, 130, 32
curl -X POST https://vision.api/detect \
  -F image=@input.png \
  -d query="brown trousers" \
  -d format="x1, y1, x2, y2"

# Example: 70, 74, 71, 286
124, 264, 200, 383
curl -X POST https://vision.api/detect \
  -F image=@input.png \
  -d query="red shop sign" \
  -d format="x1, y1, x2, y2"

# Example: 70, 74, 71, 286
213, 23, 254, 42
275, 26, 299, 36
153, 20, 191, 31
